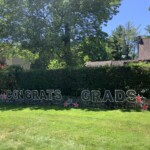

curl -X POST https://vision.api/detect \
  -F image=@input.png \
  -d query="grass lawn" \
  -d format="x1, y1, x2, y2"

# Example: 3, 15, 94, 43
0, 105, 150, 150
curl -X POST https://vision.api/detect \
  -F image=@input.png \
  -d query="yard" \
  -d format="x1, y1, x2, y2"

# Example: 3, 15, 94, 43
0, 105, 150, 150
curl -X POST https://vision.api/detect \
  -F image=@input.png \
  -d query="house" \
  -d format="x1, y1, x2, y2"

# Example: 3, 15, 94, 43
86, 37, 150, 67
0, 57, 30, 70
138, 37, 150, 61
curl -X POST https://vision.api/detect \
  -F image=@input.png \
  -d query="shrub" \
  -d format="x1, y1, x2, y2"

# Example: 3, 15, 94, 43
48, 59, 66, 69
0, 66, 150, 97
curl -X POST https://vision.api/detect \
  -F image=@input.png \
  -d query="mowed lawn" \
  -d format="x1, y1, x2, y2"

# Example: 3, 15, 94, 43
0, 105, 150, 150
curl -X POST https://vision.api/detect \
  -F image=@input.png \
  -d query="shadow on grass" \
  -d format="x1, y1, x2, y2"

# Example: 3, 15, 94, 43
0, 103, 147, 112
0, 103, 108, 112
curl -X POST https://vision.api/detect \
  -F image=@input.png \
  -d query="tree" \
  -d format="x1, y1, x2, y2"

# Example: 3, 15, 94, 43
146, 25, 150, 35
0, 0, 121, 68
145, 7, 150, 35
108, 22, 139, 60
74, 33, 109, 66
50, 0, 121, 64
0, 0, 40, 66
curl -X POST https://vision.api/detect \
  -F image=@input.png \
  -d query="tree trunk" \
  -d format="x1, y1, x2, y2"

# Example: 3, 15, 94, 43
63, 23, 72, 67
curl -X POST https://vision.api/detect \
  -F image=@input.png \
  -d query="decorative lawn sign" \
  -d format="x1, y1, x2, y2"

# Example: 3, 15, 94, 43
5, 89, 62, 101
79, 90, 149, 110
0, 89, 149, 110
81, 90, 136, 102
135, 94, 149, 110
63, 98, 79, 108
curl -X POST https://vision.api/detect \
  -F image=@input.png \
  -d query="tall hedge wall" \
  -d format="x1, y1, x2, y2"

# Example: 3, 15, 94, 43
0, 66, 150, 97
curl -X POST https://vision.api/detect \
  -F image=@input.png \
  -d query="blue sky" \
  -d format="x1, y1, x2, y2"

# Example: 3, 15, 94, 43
103, 0, 150, 35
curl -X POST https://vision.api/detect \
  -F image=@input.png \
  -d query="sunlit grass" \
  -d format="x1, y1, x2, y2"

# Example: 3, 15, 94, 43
0, 105, 150, 150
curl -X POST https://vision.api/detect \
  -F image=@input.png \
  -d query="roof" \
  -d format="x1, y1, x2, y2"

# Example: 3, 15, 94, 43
85, 60, 138, 67
85, 61, 112, 67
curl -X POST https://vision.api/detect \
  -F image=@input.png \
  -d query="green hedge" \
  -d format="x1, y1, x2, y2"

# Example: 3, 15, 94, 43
0, 66, 150, 97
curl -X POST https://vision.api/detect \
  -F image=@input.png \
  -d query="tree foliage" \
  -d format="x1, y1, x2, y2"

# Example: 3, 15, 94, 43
0, 0, 121, 69
146, 25, 150, 35
74, 34, 109, 66
108, 22, 139, 60
145, 7, 150, 35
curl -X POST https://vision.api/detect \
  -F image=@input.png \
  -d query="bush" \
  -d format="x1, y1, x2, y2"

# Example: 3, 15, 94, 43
0, 66, 150, 97
0, 65, 24, 91
126, 62, 150, 67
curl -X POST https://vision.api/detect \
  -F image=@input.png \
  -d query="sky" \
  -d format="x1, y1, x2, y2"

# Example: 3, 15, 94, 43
102, 0, 150, 36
